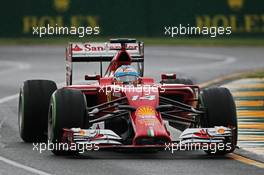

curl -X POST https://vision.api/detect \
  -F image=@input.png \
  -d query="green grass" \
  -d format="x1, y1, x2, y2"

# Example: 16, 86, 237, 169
241, 69, 264, 78
0, 37, 264, 46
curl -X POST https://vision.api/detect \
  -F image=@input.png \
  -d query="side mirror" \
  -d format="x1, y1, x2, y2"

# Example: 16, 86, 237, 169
161, 73, 176, 80
85, 75, 101, 81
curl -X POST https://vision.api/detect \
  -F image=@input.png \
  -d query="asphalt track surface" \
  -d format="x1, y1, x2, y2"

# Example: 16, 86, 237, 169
0, 45, 264, 175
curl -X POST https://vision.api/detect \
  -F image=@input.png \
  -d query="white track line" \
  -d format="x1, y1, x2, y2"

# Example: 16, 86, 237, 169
0, 94, 18, 104
0, 60, 52, 175
0, 156, 52, 175
0, 91, 53, 175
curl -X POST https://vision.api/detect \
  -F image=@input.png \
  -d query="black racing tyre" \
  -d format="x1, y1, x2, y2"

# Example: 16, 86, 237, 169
200, 87, 237, 155
48, 88, 86, 155
161, 78, 193, 85
18, 80, 57, 142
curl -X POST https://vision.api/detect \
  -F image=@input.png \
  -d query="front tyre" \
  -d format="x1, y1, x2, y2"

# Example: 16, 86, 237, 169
200, 87, 237, 155
48, 88, 86, 155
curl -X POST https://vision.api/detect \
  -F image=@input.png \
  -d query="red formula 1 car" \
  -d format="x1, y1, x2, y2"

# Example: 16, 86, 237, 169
18, 39, 237, 155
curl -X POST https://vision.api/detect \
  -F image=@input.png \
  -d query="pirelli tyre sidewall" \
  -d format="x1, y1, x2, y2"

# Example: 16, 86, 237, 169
18, 80, 57, 142
48, 88, 86, 155
200, 87, 238, 155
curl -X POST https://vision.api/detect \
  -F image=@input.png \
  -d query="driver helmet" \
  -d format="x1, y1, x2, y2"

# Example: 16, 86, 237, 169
114, 65, 139, 84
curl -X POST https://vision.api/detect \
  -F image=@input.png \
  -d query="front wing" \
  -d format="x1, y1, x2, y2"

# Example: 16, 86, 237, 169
61, 126, 233, 151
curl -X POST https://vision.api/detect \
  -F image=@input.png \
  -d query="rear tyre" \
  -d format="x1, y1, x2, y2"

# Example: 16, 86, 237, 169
161, 78, 193, 85
18, 80, 57, 142
200, 87, 237, 155
48, 89, 86, 155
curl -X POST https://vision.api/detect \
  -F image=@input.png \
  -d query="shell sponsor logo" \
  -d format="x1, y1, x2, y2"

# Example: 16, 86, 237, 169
136, 106, 156, 117
217, 127, 226, 134
136, 106, 159, 126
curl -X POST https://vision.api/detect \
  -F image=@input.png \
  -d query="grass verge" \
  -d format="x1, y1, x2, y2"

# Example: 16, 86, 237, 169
240, 69, 264, 78
199, 69, 264, 88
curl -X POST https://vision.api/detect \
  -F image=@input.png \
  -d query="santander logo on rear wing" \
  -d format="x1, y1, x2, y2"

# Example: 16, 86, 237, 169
68, 41, 144, 61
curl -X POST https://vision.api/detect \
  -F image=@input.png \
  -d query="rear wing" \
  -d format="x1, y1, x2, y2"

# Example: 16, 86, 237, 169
66, 40, 144, 62
65, 39, 144, 85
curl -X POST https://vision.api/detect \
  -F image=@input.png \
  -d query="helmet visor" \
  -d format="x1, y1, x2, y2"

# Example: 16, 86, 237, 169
116, 75, 138, 83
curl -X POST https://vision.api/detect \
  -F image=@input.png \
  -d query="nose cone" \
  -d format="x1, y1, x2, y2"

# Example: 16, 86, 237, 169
123, 86, 171, 145
132, 105, 171, 145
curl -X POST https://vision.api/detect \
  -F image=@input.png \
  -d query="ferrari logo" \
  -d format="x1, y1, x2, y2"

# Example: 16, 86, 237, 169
53, 0, 70, 12
227, 0, 244, 11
